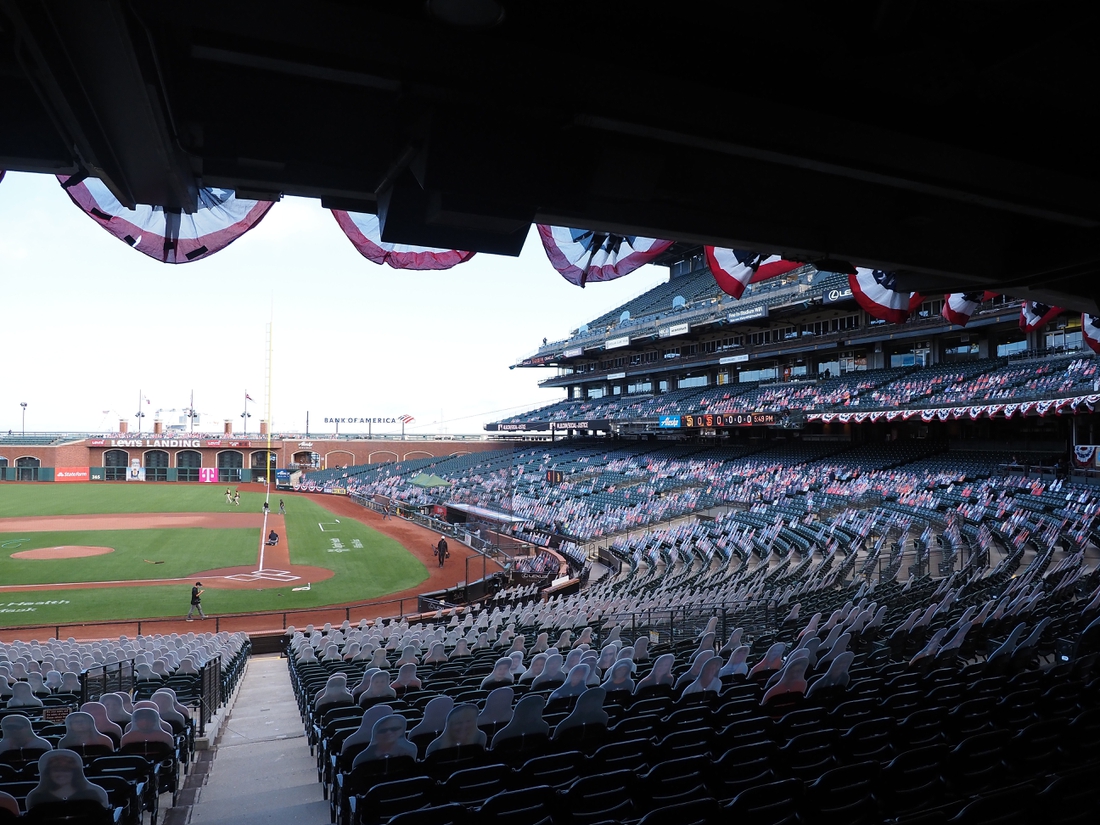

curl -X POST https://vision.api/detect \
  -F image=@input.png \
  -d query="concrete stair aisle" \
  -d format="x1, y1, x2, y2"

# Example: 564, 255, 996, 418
170, 654, 328, 825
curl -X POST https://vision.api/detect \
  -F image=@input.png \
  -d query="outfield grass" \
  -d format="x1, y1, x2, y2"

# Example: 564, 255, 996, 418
0, 486, 429, 626
0, 483, 266, 517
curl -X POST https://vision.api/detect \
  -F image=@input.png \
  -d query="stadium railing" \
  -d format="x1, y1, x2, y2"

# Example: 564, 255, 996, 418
80, 658, 138, 704
0, 595, 438, 643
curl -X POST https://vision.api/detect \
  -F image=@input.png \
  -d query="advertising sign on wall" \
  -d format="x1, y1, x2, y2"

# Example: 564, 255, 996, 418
727, 304, 768, 323
199, 468, 218, 483
658, 322, 691, 338
54, 467, 90, 482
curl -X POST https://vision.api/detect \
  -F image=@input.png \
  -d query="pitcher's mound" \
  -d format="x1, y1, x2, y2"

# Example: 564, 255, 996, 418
12, 546, 115, 560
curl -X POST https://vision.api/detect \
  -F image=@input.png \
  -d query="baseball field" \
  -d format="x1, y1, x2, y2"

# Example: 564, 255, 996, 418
0, 484, 438, 627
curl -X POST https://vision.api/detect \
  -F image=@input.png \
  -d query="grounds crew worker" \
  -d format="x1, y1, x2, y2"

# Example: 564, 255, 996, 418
186, 582, 206, 620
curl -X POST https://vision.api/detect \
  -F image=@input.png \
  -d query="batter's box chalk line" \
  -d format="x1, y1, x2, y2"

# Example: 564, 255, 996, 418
317, 520, 341, 532
225, 568, 301, 583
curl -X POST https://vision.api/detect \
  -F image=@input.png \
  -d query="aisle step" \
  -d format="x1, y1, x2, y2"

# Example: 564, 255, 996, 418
174, 654, 327, 825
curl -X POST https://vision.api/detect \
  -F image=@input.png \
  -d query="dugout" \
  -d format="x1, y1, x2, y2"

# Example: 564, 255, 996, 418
438, 501, 527, 531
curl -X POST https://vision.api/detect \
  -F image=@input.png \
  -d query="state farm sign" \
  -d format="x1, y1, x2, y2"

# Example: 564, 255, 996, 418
55, 467, 90, 482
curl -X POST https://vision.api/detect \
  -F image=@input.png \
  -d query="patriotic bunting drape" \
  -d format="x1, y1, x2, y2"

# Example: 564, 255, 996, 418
1019, 301, 1062, 332
331, 210, 475, 270
704, 247, 802, 299
849, 269, 922, 323
21, 174, 1100, 358
942, 291, 996, 327
1084, 314, 1100, 354
810, 398, 1099, 423
1074, 445, 1097, 466
58, 176, 273, 264
538, 225, 673, 287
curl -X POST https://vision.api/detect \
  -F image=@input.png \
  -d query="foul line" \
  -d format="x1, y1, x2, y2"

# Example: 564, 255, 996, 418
259, 510, 268, 572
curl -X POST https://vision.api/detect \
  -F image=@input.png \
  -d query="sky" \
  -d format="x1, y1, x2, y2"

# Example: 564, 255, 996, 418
0, 171, 668, 436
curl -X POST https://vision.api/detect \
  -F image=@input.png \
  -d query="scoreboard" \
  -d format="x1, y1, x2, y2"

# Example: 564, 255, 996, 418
680, 412, 779, 428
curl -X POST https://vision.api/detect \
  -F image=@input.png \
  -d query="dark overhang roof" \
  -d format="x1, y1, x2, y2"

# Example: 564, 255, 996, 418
2, 1, 1096, 308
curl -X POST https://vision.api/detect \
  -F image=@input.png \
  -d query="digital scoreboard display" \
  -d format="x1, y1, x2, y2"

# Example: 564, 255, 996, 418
680, 412, 779, 428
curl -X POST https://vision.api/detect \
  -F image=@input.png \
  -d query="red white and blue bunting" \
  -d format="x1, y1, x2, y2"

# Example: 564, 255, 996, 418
806, 395, 1098, 423
538, 225, 673, 287
1074, 445, 1097, 467
942, 291, 996, 327
704, 247, 803, 299
330, 210, 475, 270
58, 176, 273, 263
849, 269, 922, 323
1019, 301, 1063, 332
1083, 314, 1100, 354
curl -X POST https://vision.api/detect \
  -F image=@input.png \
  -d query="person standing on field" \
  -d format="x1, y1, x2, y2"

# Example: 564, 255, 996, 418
435, 536, 449, 568
186, 582, 206, 620
225, 487, 232, 504
279, 499, 286, 515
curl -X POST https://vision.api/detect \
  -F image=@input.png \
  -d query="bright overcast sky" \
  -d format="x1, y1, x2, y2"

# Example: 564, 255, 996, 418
0, 171, 668, 436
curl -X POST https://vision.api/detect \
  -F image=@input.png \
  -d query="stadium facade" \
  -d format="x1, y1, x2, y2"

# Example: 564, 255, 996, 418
0, 433, 502, 484
494, 254, 1096, 456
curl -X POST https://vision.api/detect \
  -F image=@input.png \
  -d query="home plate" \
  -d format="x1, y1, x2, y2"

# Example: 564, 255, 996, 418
225, 569, 301, 583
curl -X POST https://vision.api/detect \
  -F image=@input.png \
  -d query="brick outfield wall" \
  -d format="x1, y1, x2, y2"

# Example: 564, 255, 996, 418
0, 438, 510, 472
